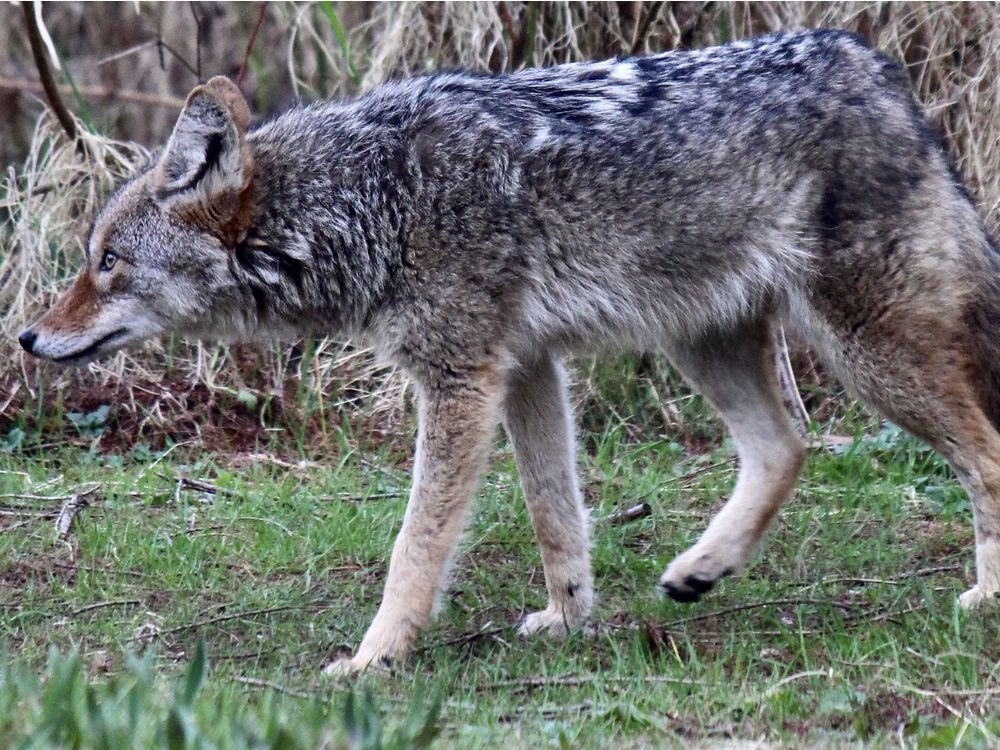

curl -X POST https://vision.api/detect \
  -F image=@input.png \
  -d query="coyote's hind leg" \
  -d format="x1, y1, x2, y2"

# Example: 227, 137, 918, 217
502, 354, 594, 636
658, 318, 806, 602
824, 325, 1000, 609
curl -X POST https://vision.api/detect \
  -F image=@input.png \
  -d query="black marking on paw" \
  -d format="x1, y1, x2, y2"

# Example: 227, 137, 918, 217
567, 583, 577, 598
658, 580, 702, 603
379, 655, 393, 669
658, 574, 717, 603
684, 575, 716, 594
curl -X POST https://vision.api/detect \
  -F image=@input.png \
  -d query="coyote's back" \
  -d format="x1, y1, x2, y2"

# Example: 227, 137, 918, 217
19, 30, 1000, 673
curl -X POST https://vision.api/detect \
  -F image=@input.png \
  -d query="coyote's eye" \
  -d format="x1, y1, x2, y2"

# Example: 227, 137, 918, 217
99, 250, 118, 272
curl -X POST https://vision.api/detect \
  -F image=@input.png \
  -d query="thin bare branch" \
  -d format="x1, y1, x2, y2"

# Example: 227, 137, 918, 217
20, 0, 76, 140
237, 3, 270, 87
630, 1, 665, 55
0, 76, 185, 109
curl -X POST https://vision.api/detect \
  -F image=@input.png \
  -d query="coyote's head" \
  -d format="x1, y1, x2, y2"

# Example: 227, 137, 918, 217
19, 76, 256, 365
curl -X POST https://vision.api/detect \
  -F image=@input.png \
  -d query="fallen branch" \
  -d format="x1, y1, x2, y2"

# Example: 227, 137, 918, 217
865, 602, 925, 623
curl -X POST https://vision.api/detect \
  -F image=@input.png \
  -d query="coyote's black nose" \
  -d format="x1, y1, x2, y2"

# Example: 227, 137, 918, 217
18, 329, 37, 354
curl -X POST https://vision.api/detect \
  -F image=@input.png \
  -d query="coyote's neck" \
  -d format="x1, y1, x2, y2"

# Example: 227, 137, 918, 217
229, 126, 406, 338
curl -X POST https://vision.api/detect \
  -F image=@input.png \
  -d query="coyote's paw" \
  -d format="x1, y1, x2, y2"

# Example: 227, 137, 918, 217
958, 585, 1000, 610
321, 653, 392, 678
658, 545, 741, 603
518, 606, 589, 639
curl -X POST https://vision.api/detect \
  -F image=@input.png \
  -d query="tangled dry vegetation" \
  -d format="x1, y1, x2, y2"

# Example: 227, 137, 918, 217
2, 1, 999, 452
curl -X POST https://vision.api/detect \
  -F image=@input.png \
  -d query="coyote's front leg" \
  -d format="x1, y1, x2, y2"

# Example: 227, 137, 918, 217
324, 370, 503, 674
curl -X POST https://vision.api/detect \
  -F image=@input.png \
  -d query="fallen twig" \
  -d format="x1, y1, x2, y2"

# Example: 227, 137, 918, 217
419, 623, 504, 653
231, 675, 315, 699
2, 518, 39, 533
54, 486, 100, 539
0, 508, 58, 517
796, 564, 963, 591
763, 668, 834, 697
0, 492, 77, 502
894, 682, 999, 743
663, 597, 844, 628
163, 473, 237, 498
607, 502, 652, 525
229, 453, 321, 471
486, 674, 701, 691
72, 599, 142, 616
139, 604, 315, 641
330, 490, 402, 503
865, 602, 925, 623
661, 458, 737, 487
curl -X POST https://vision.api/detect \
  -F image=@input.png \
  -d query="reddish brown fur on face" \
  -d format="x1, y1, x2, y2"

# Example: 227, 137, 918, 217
36, 270, 101, 335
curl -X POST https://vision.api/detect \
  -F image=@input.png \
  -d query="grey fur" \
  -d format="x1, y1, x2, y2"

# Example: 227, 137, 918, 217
21, 30, 1000, 672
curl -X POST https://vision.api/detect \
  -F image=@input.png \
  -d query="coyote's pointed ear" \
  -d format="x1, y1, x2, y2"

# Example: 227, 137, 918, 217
154, 76, 254, 245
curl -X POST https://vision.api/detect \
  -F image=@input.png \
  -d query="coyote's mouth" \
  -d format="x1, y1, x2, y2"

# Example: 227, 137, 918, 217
52, 327, 131, 364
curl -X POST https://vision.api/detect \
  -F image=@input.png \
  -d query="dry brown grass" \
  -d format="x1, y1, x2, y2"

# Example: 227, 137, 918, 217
2, 2, 999, 448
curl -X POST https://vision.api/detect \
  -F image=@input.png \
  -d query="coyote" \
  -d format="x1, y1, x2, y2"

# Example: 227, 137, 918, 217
19, 30, 1000, 673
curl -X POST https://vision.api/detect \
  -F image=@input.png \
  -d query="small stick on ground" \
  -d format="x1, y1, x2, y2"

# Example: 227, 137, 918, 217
486, 674, 701, 691
661, 458, 737, 487
231, 675, 316, 699
663, 597, 844, 628
796, 564, 962, 591
606, 502, 652, 525
54, 485, 100, 539
331, 490, 401, 503
163, 473, 237, 498
139, 604, 313, 641
72, 599, 142, 616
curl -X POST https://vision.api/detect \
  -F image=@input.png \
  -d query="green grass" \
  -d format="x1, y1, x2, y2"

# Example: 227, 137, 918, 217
1, 400, 998, 748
